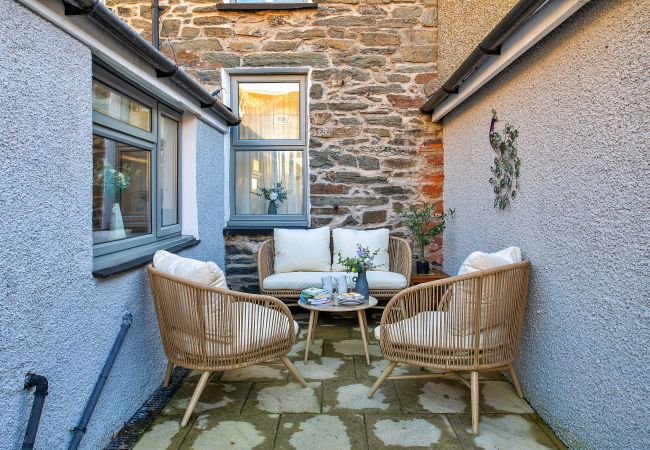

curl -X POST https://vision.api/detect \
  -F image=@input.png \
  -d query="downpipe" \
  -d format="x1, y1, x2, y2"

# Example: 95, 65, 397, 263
67, 312, 133, 450
22, 373, 49, 450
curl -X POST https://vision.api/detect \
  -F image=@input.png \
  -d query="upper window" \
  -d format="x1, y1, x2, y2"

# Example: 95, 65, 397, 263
92, 64, 183, 267
229, 73, 308, 228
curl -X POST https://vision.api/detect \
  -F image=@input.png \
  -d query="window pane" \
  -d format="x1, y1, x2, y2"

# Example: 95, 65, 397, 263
92, 80, 151, 131
93, 135, 151, 244
238, 82, 300, 140
235, 150, 303, 215
159, 116, 179, 227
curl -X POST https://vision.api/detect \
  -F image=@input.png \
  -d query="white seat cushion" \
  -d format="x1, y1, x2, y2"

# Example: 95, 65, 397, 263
274, 226, 331, 273
332, 228, 390, 271
374, 311, 500, 350
262, 271, 407, 291
153, 250, 228, 289
175, 302, 298, 358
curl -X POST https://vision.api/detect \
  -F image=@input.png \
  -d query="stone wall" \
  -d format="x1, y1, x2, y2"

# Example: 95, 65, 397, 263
108, 0, 444, 291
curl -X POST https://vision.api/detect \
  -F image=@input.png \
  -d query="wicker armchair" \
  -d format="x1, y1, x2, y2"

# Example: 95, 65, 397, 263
368, 260, 531, 434
258, 236, 412, 301
147, 265, 306, 427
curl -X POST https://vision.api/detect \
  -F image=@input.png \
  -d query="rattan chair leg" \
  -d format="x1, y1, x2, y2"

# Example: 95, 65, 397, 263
471, 371, 480, 434
163, 361, 174, 388
281, 355, 307, 387
368, 361, 398, 398
181, 371, 211, 427
508, 364, 524, 398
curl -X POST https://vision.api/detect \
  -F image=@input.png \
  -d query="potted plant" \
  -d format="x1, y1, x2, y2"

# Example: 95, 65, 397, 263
397, 202, 455, 274
253, 181, 290, 214
336, 244, 379, 300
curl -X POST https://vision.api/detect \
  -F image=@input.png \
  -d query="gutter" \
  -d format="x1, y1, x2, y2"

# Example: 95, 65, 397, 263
61, 0, 240, 126
420, 0, 591, 121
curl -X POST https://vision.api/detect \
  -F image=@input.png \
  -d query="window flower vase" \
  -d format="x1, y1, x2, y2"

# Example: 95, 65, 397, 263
267, 201, 278, 215
353, 271, 370, 300
108, 203, 127, 241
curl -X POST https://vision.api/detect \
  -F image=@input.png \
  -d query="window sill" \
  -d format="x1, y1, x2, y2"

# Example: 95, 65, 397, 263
223, 225, 309, 236
92, 236, 200, 278
216, 2, 318, 11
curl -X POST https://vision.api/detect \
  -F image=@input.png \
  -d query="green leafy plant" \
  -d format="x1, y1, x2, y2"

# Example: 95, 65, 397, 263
336, 244, 379, 273
489, 110, 521, 210
397, 202, 455, 259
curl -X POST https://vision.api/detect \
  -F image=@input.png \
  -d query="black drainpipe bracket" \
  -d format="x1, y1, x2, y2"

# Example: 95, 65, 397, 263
156, 67, 178, 79
62, 0, 99, 16
24, 373, 49, 397
479, 44, 502, 56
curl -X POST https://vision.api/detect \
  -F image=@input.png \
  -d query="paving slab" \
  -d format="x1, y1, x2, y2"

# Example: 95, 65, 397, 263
161, 381, 252, 417
275, 413, 368, 450
447, 413, 560, 450
480, 381, 534, 413
220, 364, 290, 382
365, 413, 463, 449
133, 414, 191, 450
322, 379, 400, 413
323, 338, 383, 358
291, 356, 356, 381
395, 379, 471, 413
242, 381, 322, 414
180, 413, 279, 450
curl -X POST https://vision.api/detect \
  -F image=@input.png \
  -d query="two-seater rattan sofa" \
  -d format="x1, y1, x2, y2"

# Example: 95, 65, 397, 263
258, 229, 412, 302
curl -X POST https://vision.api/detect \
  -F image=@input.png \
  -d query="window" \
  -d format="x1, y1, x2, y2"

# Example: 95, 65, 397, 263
92, 64, 185, 270
229, 73, 308, 228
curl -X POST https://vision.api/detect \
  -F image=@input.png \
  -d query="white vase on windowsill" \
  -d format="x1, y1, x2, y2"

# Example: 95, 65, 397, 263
108, 203, 127, 240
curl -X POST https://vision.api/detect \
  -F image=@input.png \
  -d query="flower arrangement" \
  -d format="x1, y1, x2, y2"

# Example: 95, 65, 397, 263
489, 109, 521, 210
337, 244, 379, 273
94, 161, 132, 190
253, 181, 290, 208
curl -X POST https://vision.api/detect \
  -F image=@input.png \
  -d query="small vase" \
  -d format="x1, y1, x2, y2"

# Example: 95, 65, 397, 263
353, 271, 370, 300
416, 260, 430, 275
267, 201, 278, 215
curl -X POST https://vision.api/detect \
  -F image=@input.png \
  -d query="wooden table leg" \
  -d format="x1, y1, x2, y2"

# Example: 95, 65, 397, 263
304, 310, 316, 363
311, 311, 319, 344
357, 310, 371, 365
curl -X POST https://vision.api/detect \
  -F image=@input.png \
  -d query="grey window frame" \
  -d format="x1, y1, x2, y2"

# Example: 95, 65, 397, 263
92, 63, 186, 269
228, 72, 309, 228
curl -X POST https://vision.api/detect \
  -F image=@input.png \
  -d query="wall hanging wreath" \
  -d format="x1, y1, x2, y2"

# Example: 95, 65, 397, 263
489, 109, 521, 210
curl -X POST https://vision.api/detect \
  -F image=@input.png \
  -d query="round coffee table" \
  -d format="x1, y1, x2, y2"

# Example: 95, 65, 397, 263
299, 296, 378, 365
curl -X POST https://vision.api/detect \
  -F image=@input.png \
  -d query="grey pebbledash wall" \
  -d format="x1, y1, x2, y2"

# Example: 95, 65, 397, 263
441, 0, 649, 448
0, 1, 226, 448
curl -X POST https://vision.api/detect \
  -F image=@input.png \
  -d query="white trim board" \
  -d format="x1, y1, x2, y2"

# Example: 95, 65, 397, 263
16, 0, 229, 133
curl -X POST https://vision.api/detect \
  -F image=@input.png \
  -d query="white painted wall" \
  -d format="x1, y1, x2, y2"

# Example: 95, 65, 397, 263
441, 1, 649, 448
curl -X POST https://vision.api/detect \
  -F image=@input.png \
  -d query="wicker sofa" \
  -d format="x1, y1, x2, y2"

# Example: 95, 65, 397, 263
258, 235, 412, 301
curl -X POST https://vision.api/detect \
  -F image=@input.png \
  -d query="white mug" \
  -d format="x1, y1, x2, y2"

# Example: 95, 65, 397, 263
321, 275, 334, 294
335, 275, 348, 294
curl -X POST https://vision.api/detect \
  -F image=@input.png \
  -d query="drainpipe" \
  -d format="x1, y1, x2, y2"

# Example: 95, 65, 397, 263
152, 0, 159, 50
67, 312, 133, 450
22, 374, 49, 450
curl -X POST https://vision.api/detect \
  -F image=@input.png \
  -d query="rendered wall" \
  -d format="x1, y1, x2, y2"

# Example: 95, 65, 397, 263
0, 1, 226, 448
441, 0, 649, 448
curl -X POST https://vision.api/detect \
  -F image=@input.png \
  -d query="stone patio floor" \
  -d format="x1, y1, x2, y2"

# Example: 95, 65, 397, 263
133, 311, 566, 450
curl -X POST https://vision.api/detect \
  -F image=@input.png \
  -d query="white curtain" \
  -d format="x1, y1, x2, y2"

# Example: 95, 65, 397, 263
235, 151, 303, 215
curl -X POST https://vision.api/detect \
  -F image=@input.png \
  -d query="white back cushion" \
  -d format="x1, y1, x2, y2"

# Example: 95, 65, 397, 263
153, 250, 228, 289
274, 226, 331, 273
331, 228, 390, 271
457, 246, 522, 275
450, 246, 521, 336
